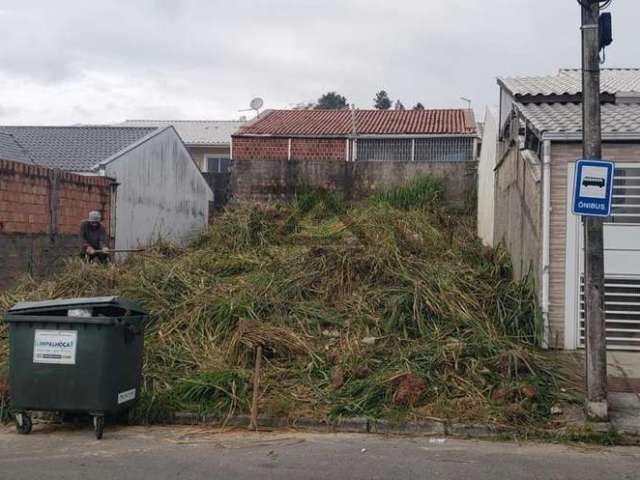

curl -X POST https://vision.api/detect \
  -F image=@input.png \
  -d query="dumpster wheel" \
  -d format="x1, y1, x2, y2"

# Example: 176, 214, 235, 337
15, 412, 32, 435
93, 415, 105, 440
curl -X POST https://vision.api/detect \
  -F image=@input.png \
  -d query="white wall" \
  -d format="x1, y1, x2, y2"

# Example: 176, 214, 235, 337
477, 107, 498, 247
499, 89, 514, 134
105, 128, 213, 250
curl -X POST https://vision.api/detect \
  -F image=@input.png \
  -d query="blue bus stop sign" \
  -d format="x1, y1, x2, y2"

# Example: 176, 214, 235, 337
572, 159, 615, 217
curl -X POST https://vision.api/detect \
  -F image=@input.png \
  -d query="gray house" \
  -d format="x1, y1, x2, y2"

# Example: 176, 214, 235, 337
120, 120, 245, 173
0, 125, 213, 251
482, 68, 640, 353
0, 132, 31, 163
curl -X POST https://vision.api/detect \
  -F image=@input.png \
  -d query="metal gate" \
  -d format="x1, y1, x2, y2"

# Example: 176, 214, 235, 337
578, 166, 640, 351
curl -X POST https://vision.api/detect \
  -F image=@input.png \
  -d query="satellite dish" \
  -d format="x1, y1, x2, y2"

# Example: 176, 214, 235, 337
239, 98, 264, 116
250, 97, 264, 111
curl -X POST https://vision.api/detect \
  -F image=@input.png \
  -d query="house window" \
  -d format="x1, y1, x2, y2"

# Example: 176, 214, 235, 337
358, 139, 412, 161
414, 137, 474, 162
357, 137, 474, 162
206, 156, 232, 173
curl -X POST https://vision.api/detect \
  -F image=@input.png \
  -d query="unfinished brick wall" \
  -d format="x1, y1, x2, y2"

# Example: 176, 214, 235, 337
233, 137, 290, 161
233, 136, 348, 161
0, 159, 114, 289
290, 138, 348, 161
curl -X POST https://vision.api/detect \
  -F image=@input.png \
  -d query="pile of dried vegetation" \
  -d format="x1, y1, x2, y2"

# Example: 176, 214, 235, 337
0, 176, 578, 428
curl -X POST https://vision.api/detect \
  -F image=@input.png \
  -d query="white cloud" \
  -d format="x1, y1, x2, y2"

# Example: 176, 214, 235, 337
0, 0, 637, 124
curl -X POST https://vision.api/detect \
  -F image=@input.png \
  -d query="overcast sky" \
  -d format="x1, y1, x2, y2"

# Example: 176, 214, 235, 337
0, 0, 637, 125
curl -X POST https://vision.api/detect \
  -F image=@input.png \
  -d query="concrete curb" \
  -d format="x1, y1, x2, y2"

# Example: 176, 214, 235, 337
171, 412, 640, 444
172, 412, 496, 438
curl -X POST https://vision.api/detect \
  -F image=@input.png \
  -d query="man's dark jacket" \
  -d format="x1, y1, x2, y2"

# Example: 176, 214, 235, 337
80, 221, 107, 251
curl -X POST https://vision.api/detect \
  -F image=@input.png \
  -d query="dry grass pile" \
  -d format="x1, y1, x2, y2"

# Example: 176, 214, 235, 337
0, 177, 578, 427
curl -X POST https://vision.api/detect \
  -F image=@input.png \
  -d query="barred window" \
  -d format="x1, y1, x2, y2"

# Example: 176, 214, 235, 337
357, 137, 474, 162
415, 137, 474, 162
358, 139, 412, 161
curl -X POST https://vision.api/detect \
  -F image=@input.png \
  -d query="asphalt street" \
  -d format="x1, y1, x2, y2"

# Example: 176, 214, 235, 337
0, 424, 639, 479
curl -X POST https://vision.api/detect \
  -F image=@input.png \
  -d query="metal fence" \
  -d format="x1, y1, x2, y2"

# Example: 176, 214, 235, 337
357, 137, 474, 162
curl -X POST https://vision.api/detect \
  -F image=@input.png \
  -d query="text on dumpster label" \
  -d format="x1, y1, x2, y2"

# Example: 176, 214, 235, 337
33, 330, 78, 365
118, 388, 136, 404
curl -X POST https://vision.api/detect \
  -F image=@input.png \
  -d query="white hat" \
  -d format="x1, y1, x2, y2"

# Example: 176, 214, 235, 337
88, 211, 101, 222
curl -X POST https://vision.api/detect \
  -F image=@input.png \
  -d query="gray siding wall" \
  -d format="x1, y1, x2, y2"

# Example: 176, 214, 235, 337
105, 128, 213, 250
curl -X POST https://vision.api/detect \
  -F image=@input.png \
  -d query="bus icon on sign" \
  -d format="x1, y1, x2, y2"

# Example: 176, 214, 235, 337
572, 159, 615, 217
582, 176, 606, 188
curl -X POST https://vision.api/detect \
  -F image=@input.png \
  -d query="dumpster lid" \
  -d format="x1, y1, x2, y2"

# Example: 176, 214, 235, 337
8, 296, 146, 316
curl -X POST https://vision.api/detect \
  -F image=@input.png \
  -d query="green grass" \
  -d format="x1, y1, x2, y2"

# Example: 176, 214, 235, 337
0, 176, 575, 428
373, 175, 444, 210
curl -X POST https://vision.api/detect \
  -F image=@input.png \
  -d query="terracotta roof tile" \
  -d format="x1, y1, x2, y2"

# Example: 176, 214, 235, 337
236, 109, 476, 137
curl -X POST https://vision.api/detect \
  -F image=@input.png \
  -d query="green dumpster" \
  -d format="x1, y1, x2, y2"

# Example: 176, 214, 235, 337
5, 297, 146, 439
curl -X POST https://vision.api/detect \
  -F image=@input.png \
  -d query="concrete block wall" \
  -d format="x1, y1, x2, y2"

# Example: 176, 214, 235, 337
493, 146, 542, 291
0, 159, 114, 289
230, 158, 475, 208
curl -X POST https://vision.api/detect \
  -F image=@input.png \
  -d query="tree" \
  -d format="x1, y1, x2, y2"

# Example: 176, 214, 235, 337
373, 90, 392, 110
394, 100, 405, 110
413, 102, 425, 110
315, 92, 348, 110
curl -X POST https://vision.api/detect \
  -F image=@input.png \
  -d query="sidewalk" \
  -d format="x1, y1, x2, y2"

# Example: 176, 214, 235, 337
607, 352, 640, 437
608, 352, 640, 393
610, 393, 640, 436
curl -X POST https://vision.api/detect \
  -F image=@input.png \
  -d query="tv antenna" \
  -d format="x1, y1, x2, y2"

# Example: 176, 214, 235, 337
239, 97, 264, 116
460, 97, 472, 109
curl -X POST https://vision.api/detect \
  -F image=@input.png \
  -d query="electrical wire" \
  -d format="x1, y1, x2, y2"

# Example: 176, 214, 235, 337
577, 0, 613, 10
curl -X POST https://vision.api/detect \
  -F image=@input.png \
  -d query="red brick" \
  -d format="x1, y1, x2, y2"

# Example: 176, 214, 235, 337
0, 158, 113, 237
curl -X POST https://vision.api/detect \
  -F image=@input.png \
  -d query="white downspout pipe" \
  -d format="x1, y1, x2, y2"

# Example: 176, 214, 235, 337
541, 140, 552, 348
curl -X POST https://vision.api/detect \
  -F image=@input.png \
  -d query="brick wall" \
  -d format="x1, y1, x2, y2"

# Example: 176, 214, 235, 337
291, 138, 347, 161
233, 136, 348, 161
230, 158, 475, 208
0, 159, 114, 289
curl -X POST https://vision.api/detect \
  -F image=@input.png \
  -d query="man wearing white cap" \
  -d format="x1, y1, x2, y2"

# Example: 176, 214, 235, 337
80, 211, 110, 264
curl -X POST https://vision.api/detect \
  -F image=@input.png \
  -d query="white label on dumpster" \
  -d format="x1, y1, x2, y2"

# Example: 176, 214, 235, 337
118, 388, 136, 404
33, 330, 77, 365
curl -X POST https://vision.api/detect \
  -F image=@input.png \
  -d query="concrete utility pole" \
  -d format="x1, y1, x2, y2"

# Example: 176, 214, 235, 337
581, 0, 608, 421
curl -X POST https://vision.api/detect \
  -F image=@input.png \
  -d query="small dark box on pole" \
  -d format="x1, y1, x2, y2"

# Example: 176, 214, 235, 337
599, 12, 613, 50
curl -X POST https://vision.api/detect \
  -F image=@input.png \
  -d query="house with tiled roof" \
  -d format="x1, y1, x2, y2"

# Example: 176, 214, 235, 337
120, 120, 245, 173
0, 125, 212, 251
228, 108, 478, 207
232, 109, 478, 162
481, 68, 640, 356
0, 132, 32, 164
